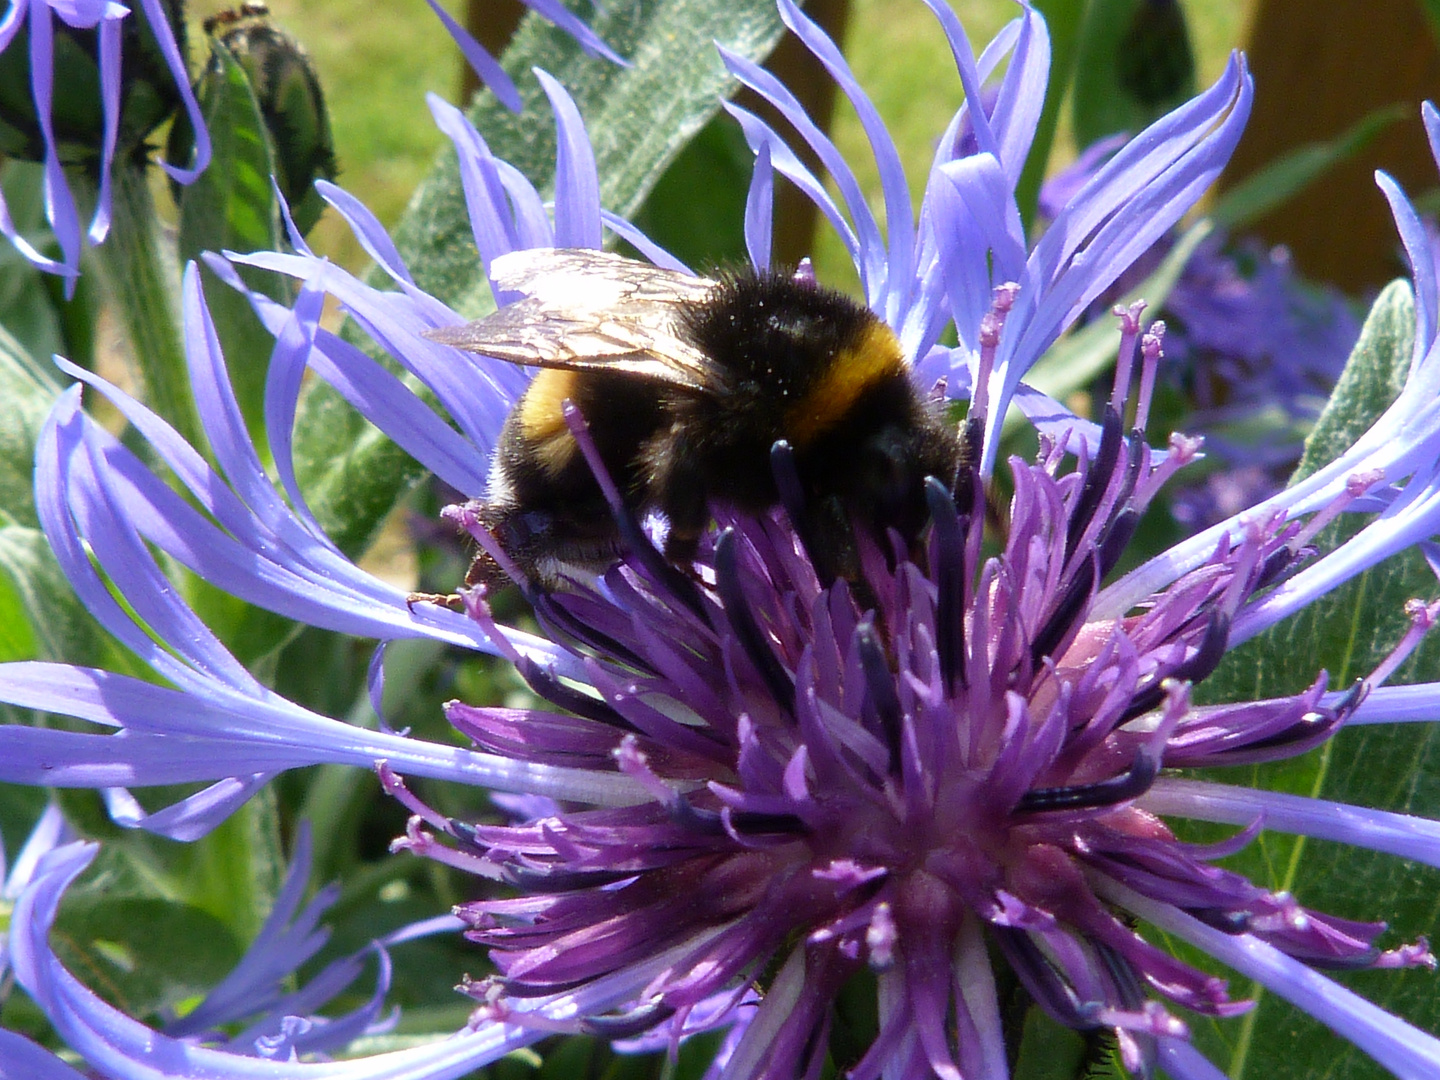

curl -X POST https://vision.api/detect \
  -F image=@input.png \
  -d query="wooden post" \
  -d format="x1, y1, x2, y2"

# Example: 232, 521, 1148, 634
459, 0, 526, 105
1219, 0, 1440, 293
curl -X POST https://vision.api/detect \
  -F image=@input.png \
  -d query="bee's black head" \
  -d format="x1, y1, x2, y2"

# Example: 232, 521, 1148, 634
846, 407, 961, 539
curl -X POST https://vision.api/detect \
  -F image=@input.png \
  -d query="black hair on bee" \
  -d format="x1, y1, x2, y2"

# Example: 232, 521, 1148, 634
424, 248, 961, 592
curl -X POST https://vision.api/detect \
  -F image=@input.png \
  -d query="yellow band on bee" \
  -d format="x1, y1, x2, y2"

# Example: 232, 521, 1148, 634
519, 368, 579, 473
784, 321, 904, 445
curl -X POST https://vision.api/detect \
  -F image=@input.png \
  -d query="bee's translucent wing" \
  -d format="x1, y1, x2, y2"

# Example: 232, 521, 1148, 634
425, 248, 718, 391
487, 248, 716, 308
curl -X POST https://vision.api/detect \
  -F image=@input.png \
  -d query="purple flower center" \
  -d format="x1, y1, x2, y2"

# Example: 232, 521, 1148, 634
397, 295, 1430, 1077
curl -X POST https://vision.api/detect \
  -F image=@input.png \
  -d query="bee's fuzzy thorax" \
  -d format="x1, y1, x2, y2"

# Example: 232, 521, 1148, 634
678, 270, 893, 449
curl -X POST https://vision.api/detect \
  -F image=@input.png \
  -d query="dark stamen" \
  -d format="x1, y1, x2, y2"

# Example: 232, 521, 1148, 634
1120, 426, 1146, 505
1065, 406, 1124, 559
677, 797, 807, 837
1200, 682, 1363, 765
953, 415, 985, 516
714, 528, 796, 715
1255, 545, 1298, 592
669, 797, 728, 835
991, 926, 1096, 1028
771, 440, 830, 585
1094, 941, 1146, 1010
582, 1002, 677, 1039
1090, 432, 1145, 576
732, 810, 807, 834
1167, 611, 1232, 683
531, 592, 646, 670
610, 506, 707, 620
505, 865, 642, 893
515, 655, 639, 731
444, 818, 487, 852
679, 806, 806, 835
1031, 550, 1098, 668
1122, 614, 1230, 721
857, 618, 904, 772
926, 478, 968, 691
1097, 507, 1141, 578
1191, 908, 1251, 934
561, 400, 707, 619
1015, 747, 1159, 813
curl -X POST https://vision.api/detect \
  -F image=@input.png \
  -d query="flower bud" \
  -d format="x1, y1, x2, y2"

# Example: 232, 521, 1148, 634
0, 0, 189, 172
170, 3, 335, 235
1118, 0, 1196, 109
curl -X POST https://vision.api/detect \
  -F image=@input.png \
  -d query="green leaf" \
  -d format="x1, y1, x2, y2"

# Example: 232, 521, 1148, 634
176, 43, 287, 453
0, 524, 109, 666
184, 787, 287, 941
96, 164, 198, 450
290, 0, 788, 558
0, 326, 111, 667
52, 895, 244, 1019
1191, 281, 1440, 1080
0, 320, 60, 524
1421, 0, 1440, 48
0, 163, 66, 367
630, 115, 754, 268
1209, 103, 1407, 232
1011, 1007, 1094, 1080
48, 793, 286, 970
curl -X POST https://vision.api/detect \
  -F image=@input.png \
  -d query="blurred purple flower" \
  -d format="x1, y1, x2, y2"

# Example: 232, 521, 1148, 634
1165, 238, 1359, 422
1142, 234, 1361, 528
3, 1, 1440, 1078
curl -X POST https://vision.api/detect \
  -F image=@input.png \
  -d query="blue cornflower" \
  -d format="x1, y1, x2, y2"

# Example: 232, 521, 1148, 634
2, 1, 1440, 1078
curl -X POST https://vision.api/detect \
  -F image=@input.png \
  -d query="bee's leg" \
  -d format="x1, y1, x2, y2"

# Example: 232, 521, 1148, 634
464, 546, 509, 590
406, 542, 506, 611
406, 590, 465, 613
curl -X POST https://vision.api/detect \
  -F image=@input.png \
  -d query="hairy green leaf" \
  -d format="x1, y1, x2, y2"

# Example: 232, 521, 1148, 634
1193, 282, 1440, 1080
177, 44, 287, 451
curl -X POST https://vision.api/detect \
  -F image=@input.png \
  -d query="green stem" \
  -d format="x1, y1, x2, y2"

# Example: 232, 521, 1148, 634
1015, 0, 1088, 234
97, 162, 201, 450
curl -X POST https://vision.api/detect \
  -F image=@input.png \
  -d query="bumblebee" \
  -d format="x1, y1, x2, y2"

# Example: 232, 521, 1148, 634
426, 248, 960, 590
